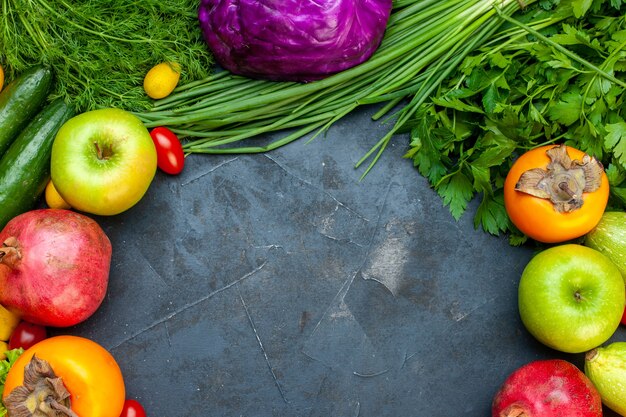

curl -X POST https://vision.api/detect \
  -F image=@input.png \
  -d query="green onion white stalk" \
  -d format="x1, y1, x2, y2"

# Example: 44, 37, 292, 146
135, 0, 536, 176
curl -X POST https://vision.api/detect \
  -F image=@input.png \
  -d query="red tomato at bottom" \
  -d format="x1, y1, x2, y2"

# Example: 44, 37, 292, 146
149, 126, 185, 175
120, 399, 146, 417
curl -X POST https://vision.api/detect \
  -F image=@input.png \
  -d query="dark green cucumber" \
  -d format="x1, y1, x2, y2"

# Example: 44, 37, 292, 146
0, 98, 74, 228
0, 66, 54, 157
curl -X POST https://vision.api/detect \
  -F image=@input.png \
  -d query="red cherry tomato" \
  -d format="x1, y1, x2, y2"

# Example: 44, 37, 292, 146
149, 126, 185, 175
621, 306, 626, 326
120, 399, 146, 417
8, 321, 47, 350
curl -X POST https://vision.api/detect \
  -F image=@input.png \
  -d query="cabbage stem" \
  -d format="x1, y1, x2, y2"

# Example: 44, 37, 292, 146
134, 0, 537, 175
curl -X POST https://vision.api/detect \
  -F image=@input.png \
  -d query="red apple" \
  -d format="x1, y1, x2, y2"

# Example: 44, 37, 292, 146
492, 359, 602, 417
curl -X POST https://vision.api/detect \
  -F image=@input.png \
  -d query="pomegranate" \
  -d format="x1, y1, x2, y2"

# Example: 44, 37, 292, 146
0, 209, 111, 327
492, 359, 602, 417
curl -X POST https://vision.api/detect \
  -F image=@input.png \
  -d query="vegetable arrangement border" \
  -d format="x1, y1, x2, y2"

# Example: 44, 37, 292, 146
2, 0, 626, 416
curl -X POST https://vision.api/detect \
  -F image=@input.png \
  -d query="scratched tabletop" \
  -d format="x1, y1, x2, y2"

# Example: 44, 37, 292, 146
57, 106, 624, 416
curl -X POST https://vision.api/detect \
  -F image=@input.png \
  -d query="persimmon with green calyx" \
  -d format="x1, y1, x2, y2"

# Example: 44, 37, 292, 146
504, 144, 609, 243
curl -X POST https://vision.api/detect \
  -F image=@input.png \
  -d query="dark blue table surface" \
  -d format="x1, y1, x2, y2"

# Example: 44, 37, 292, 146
58, 105, 624, 416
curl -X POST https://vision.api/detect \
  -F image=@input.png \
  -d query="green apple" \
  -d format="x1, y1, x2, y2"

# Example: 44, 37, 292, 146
51, 108, 157, 216
518, 244, 625, 353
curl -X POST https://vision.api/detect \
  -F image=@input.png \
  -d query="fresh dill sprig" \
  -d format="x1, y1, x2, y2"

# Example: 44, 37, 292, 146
0, 0, 213, 112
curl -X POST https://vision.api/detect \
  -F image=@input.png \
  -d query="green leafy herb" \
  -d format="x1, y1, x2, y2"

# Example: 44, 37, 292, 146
405, 0, 626, 244
0, 0, 213, 112
0, 348, 24, 417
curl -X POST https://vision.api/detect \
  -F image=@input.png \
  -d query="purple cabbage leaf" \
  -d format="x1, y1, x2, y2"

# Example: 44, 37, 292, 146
198, 0, 393, 82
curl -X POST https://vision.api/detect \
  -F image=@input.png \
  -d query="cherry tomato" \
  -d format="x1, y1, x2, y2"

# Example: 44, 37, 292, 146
149, 126, 185, 175
621, 306, 626, 326
120, 399, 147, 417
504, 145, 609, 243
3, 335, 125, 417
8, 321, 47, 350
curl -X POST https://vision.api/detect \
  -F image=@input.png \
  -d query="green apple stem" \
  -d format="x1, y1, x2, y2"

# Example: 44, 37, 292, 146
574, 290, 584, 302
93, 141, 112, 160
0, 237, 21, 268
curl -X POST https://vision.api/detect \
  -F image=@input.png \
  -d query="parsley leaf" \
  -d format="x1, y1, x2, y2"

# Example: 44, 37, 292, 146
546, 89, 583, 125
572, 0, 594, 17
605, 122, 626, 168
474, 193, 510, 236
0, 348, 23, 416
436, 172, 474, 220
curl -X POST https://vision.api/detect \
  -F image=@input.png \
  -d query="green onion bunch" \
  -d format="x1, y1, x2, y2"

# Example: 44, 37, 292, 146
136, 0, 536, 176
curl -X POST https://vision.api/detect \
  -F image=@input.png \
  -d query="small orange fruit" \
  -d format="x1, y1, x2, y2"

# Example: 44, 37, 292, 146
143, 62, 181, 99
45, 180, 71, 209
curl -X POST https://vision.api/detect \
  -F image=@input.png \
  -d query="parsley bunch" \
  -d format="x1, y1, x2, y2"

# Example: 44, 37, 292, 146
406, 0, 626, 244
0, 348, 23, 416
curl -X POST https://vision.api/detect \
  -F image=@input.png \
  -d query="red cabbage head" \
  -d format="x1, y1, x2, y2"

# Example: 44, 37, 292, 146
198, 0, 393, 82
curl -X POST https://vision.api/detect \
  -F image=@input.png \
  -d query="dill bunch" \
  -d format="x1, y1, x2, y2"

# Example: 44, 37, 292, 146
0, 0, 213, 112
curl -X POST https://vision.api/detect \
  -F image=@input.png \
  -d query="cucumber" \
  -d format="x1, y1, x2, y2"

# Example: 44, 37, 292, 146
0, 98, 74, 229
0, 66, 53, 157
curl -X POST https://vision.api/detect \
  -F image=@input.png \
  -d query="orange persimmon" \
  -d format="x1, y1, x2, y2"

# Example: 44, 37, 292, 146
504, 144, 609, 243
2, 335, 125, 417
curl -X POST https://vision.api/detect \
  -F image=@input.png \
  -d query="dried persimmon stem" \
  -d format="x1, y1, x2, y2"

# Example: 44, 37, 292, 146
514, 145, 603, 213
4, 355, 76, 417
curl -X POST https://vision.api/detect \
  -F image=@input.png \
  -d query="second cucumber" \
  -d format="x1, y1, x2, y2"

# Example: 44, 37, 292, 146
0, 98, 74, 229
